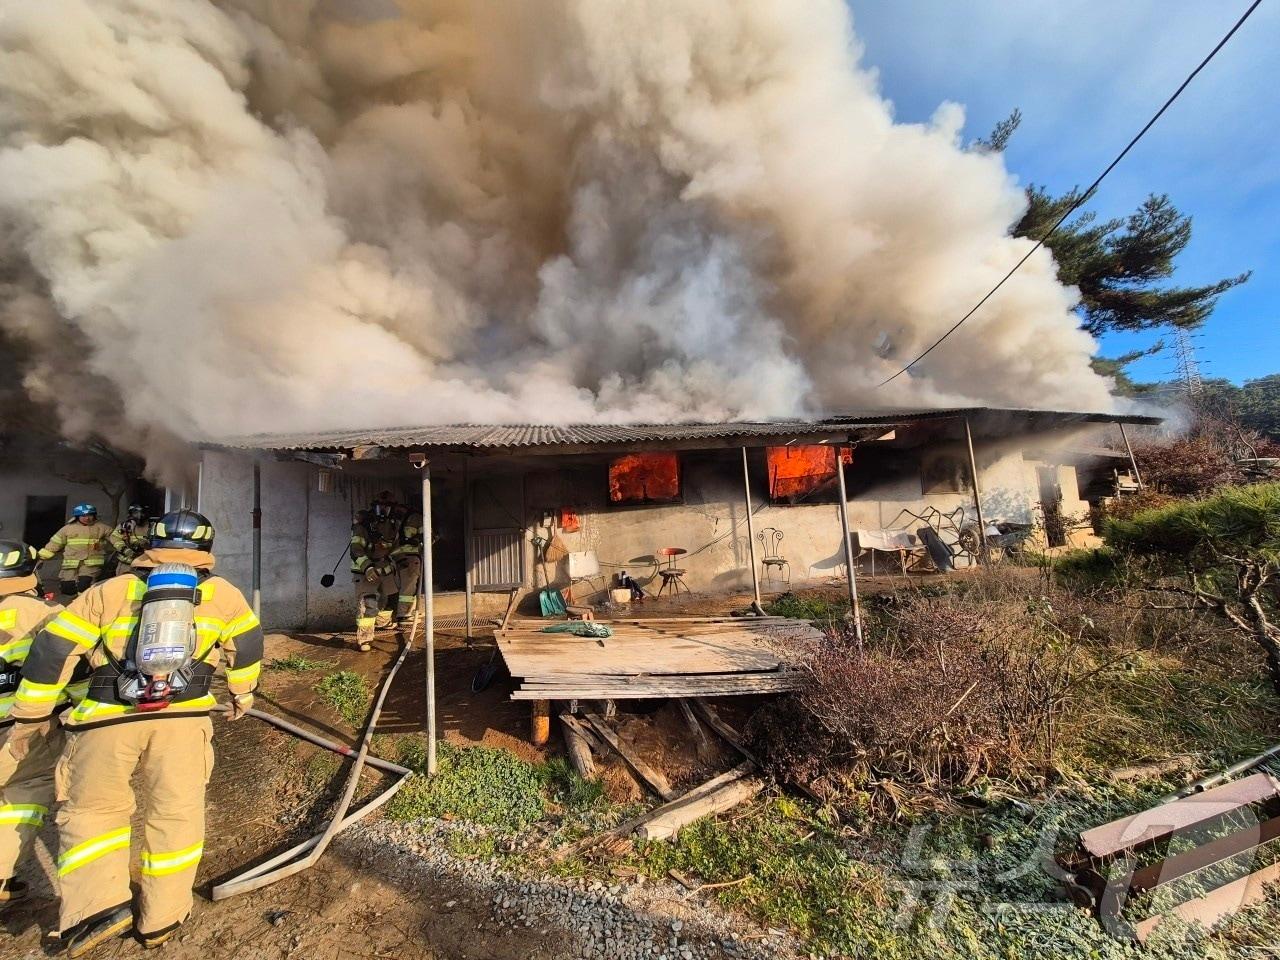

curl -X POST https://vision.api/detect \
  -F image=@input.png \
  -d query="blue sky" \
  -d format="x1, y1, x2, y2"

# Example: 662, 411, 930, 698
849, 1, 1279, 386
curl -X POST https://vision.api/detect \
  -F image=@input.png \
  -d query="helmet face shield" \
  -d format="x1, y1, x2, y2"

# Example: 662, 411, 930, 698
149, 509, 215, 551
128, 505, 146, 521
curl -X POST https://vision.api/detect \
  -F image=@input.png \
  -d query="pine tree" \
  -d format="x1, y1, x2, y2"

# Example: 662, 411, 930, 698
975, 110, 1251, 337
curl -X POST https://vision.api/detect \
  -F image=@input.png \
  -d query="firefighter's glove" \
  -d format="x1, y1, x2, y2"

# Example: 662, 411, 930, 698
364, 565, 381, 583
229, 693, 254, 721
1, 718, 52, 761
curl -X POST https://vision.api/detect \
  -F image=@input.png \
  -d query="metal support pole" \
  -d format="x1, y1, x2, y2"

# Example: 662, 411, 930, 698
251, 462, 262, 618
963, 418, 989, 559
419, 462, 437, 776
1117, 421, 1144, 490
741, 448, 765, 616
834, 446, 864, 646
463, 460, 474, 640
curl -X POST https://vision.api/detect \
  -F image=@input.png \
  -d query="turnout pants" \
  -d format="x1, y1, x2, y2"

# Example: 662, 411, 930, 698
353, 571, 397, 643
59, 562, 104, 597
0, 723, 64, 879
55, 716, 214, 937
394, 557, 421, 620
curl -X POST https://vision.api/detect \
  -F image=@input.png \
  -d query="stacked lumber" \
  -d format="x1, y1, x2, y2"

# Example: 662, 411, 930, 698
497, 616, 817, 701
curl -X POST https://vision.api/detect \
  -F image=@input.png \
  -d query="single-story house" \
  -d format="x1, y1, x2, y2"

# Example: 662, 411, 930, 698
193, 406, 1160, 631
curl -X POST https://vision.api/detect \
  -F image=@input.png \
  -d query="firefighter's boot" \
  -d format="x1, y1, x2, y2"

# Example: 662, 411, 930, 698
64, 905, 133, 958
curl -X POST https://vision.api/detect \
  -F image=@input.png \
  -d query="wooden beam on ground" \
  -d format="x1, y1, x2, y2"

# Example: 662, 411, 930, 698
583, 713, 676, 801
638, 777, 764, 841
690, 701, 760, 766
677, 699, 714, 759
559, 713, 605, 755
561, 715, 596, 781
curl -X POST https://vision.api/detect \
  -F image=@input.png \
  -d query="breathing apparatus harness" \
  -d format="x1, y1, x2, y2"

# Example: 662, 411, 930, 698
97, 563, 213, 712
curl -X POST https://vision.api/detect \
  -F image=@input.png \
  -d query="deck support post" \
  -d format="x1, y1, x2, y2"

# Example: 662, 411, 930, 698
419, 460, 437, 776
251, 461, 262, 618
963, 417, 989, 560
834, 445, 864, 646
1118, 421, 1144, 490
741, 447, 765, 616
463, 459, 474, 639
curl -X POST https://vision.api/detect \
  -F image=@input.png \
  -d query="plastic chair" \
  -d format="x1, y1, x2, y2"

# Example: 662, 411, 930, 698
655, 547, 689, 596
757, 528, 790, 586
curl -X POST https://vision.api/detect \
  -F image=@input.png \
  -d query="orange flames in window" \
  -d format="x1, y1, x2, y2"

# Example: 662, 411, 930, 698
609, 453, 681, 504
766, 445, 850, 501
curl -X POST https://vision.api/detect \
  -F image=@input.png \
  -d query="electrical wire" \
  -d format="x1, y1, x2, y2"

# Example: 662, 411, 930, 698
877, 0, 1264, 388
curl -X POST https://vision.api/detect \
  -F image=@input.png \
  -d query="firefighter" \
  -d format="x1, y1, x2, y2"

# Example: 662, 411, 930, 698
38, 504, 112, 596
389, 501, 423, 623
11, 510, 263, 955
349, 491, 404, 651
107, 505, 150, 576
0, 540, 68, 904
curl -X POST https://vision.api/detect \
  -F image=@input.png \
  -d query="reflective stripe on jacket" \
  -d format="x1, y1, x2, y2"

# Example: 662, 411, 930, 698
0, 592, 64, 723
108, 521, 150, 564
389, 511, 423, 560
12, 555, 264, 729
38, 521, 113, 571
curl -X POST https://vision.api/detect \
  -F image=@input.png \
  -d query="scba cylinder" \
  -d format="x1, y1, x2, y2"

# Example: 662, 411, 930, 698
135, 563, 199, 678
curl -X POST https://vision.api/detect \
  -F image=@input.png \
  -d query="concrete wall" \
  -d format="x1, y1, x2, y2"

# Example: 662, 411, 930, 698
0, 468, 121, 544
199, 451, 355, 630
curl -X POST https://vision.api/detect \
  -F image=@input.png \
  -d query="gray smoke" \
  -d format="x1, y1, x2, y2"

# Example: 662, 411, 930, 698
0, 0, 1115, 466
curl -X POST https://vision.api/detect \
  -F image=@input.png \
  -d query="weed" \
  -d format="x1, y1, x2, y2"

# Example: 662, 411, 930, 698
764, 592, 848, 622
388, 739, 547, 830
541, 756, 606, 812
268, 654, 335, 672
314, 670, 371, 728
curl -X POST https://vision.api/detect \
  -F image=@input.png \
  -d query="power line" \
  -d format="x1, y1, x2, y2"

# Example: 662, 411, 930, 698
877, 0, 1264, 388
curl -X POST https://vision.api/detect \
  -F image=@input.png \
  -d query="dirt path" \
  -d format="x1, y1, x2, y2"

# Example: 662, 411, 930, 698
1, 625, 782, 960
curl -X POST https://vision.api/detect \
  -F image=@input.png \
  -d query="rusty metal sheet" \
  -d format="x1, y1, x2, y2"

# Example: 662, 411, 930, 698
1080, 773, 1280, 859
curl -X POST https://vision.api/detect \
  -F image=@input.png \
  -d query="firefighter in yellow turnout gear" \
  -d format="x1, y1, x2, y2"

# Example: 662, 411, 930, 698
12, 510, 264, 956
107, 504, 150, 576
349, 491, 420, 652
39, 503, 112, 597
0, 540, 71, 904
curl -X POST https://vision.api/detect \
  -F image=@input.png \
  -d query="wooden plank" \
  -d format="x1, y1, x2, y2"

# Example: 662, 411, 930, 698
1134, 859, 1280, 943
1080, 774, 1280, 858
583, 713, 676, 801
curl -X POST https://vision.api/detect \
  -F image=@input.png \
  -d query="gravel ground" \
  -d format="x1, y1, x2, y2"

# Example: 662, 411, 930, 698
343, 818, 807, 960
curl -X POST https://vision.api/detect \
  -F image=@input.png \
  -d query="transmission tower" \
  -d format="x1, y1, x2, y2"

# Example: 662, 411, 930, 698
1173, 328, 1203, 396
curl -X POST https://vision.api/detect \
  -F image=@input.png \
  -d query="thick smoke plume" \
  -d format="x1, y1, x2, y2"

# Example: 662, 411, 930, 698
0, 0, 1115, 463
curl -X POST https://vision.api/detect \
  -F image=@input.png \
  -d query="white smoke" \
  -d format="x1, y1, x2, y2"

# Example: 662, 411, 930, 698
0, 0, 1115, 458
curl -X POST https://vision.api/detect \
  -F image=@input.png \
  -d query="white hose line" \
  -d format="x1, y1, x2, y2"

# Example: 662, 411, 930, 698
211, 608, 421, 899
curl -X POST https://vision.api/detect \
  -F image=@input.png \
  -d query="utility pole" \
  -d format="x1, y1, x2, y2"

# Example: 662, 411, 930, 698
1173, 328, 1203, 397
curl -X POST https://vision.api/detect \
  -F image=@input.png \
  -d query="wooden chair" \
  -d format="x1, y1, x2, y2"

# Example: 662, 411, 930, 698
757, 528, 789, 586
655, 547, 689, 596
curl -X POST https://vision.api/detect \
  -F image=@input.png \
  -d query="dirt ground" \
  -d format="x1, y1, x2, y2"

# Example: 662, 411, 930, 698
1, 585, 840, 960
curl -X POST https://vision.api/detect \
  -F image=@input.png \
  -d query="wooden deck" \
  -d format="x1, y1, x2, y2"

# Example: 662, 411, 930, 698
496, 616, 819, 700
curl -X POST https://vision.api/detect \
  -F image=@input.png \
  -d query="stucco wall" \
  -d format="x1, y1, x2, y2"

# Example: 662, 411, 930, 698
199, 434, 1081, 629
521, 441, 1050, 600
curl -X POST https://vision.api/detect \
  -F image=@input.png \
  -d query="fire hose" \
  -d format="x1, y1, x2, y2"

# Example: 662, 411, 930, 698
210, 607, 420, 900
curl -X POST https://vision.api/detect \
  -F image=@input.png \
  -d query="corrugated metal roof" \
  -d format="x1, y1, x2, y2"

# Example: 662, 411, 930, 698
209, 406, 1162, 453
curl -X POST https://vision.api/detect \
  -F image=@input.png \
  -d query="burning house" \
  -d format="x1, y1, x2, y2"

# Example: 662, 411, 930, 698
191, 406, 1159, 632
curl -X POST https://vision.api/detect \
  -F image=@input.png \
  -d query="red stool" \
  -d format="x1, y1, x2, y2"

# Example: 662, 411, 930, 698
655, 547, 689, 596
